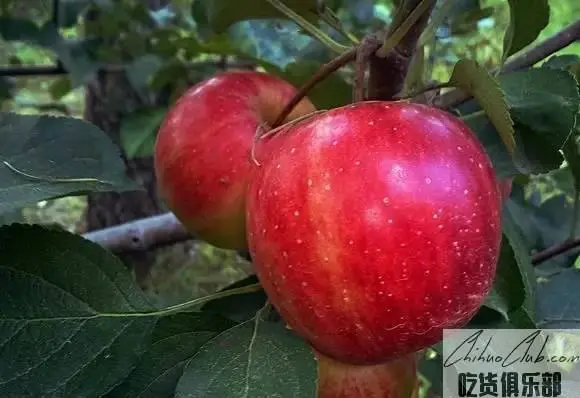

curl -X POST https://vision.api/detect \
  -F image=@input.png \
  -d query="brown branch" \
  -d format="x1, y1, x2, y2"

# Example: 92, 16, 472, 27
271, 47, 358, 128
367, 0, 436, 100
82, 212, 192, 253
433, 19, 580, 109
353, 34, 382, 102
79, 208, 580, 269
531, 237, 580, 265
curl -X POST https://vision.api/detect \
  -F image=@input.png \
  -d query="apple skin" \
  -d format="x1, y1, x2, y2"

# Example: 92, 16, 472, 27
246, 101, 502, 365
154, 70, 315, 250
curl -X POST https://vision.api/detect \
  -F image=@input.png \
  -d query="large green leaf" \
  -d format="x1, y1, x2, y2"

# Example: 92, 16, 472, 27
484, 236, 526, 322
537, 269, 580, 328
0, 18, 99, 87
502, 0, 549, 60
0, 224, 157, 396
499, 68, 579, 150
191, 0, 319, 34
106, 313, 236, 398
500, 199, 537, 326
175, 315, 317, 398
120, 108, 167, 159
460, 67, 580, 176
201, 275, 268, 322
0, 113, 139, 215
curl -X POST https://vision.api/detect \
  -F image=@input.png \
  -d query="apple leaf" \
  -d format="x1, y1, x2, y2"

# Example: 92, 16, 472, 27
174, 315, 317, 397
459, 67, 579, 177
499, 199, 537, 327
449, 59, 515, 153
499, 68, 579, 151
191, 0, 319, 34
126, 54, 165, 95
0, 224, 157, 396
120, 108, 167, 159
484, 235, 526, 322
106, 313, 236, 398
502, 0, 549, 60
0, 113, 139, 215
537, 269, 580, 328
201, 275, 268, 322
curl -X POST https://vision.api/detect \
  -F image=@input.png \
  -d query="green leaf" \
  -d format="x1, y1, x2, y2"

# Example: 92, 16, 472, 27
502, 0, 549, 60
449, 59, 515, 153
175, 316, 317, 398
201, 275, 268, 322
499, 68, 579, 150
191, 0, 318, 33
0, 112, 140, 215
106, 313, 236, 398
537, 269, 580, 328
459, 67, 580, 176
484, 236, 526, 321
126, 55, 165, 95
500, 200, 537, 326
120, 108, 167, 159
0, 224, 157, 396
273, 61, 351, 110
48, 77, 73, 100
543, 54, 580, 74
0, 18, 99, 87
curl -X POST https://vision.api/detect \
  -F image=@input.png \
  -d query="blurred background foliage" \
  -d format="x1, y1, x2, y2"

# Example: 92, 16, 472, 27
1, 0, 579, 305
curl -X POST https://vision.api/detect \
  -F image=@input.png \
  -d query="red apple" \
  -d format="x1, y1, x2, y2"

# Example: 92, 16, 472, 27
154, 70, 315, 249
246, 101, 502, 366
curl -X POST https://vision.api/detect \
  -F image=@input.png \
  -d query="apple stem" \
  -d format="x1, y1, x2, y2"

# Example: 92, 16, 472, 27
270, 49, 359, 129
314, 350, 420, 398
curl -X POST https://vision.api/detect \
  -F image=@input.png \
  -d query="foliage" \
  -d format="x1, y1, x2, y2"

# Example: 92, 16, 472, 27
0, 0, 579, 396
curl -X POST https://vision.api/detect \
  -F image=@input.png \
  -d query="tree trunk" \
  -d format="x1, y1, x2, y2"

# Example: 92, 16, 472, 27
84, 68, 165, 282
83, 0, 170, 282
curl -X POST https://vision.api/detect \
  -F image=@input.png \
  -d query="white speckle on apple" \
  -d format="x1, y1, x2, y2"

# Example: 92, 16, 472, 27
388, 219, 393, 224
425, 177, 432, 184
294, 210, 300, 216
324, 184, 331, 191
296, 238, 303, 244
290, 147, 296, 154
307, 179, 313, 186
457, 146, 463, 151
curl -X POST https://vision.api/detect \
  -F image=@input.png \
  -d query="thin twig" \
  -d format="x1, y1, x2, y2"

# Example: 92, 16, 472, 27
433, 19, 580, 109
270, 47, 358, 128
